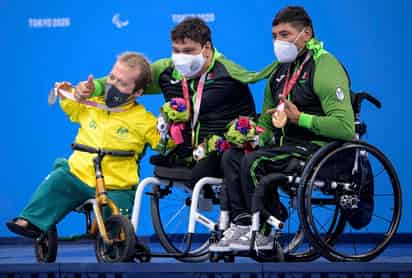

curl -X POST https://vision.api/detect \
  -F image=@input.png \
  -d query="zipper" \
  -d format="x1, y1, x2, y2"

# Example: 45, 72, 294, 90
101, 110, 110, 148
280, 61, 301, 146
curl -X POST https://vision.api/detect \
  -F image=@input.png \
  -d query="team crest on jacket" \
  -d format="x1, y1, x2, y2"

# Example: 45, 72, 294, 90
117, 127, 129, 138
89, 120, 97, 129
336, 87, 345, 102
276, 74, 286, 83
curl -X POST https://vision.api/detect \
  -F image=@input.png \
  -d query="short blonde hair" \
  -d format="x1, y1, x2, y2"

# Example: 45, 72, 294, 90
117, 51, 152, 90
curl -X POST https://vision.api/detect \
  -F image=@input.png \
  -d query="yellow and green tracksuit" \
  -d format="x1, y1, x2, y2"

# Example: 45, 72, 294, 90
19, 95, 160, 232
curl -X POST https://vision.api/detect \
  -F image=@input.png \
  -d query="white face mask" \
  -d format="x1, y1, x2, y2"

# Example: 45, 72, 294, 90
171, 50, 205, 78
273, 28, 306, 63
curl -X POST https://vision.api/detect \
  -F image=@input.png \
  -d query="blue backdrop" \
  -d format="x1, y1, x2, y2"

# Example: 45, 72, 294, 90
0, 0, 410, 236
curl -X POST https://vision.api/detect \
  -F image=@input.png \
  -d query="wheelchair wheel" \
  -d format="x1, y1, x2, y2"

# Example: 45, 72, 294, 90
299, 141, 402, 262
278, 193, 320, 262
95, 215, 136, 262
257, 173, 339, 262
259, 195, 344, 262
151, 184, 219, 262
34, 225, 58, 263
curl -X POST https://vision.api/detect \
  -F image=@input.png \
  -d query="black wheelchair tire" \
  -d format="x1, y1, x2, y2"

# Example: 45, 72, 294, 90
298, 141, 402, 262
150, 184, 212, 262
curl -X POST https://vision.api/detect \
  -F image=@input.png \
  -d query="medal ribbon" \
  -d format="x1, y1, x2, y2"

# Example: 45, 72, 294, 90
277, 51, 312, 109
181, 72, 207, 145
53, 88, 126, 112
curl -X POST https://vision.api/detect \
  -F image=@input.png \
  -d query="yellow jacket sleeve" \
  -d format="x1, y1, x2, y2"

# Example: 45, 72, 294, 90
142, 112, 161, 149
59, 96, 85, 123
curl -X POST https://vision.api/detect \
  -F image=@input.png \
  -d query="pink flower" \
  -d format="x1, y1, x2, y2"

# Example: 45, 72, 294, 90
235, 116, 251, 135
256, 126, 265, 134
237, 117, 250, 129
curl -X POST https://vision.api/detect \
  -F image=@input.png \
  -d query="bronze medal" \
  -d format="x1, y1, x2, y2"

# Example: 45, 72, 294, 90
272, 109, 287, 128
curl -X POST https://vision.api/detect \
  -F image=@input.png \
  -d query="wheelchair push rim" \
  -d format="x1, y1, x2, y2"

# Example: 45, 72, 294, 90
299, 141, 402, 262
277, 194, 321, 262
252, 150, 344, 262
150, 184, 219, 262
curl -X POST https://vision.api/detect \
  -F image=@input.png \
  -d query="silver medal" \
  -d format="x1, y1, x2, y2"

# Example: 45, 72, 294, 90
48, 88, 58, 105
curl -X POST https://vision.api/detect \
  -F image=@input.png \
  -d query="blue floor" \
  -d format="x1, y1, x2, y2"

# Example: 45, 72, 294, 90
0, 240, 411, 277
0, 239, 412, 263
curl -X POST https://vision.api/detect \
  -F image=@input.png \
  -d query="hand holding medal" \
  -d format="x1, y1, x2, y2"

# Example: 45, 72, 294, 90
48, 82, 73, 105
269, 102, 288, 128
267, 95, 301, 127
48, 80, 125, 112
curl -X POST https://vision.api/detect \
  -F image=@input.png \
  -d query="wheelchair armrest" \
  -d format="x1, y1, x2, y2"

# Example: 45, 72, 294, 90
351, 91, 381, 115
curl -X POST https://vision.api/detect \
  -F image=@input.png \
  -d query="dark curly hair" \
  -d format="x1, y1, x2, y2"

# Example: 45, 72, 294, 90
171, 17, 213, 47
272, 6, 315, 36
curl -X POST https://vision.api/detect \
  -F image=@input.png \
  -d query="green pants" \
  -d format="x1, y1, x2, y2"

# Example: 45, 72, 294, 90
20, 158, 136, 232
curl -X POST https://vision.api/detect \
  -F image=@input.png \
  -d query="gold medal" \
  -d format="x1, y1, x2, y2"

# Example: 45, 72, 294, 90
272, 109, 287, 128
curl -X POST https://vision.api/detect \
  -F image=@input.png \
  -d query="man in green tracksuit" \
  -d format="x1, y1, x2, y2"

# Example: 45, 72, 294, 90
211, 6, 355, 252
75, 17, 274, 189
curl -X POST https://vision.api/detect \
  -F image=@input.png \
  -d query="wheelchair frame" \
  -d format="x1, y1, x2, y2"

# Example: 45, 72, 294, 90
131, 176, 223, 261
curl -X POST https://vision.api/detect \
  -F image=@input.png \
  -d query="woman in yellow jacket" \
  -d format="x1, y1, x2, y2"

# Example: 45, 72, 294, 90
6, 52, 162, 238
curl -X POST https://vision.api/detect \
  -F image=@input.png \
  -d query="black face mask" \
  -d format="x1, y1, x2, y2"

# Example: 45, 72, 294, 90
104, 83, 132, 108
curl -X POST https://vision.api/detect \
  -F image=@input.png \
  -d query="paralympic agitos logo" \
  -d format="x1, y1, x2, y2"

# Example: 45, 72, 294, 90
112, 13, 129, 29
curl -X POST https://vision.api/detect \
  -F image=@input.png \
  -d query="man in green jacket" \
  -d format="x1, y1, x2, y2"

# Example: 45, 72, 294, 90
75, 17, 274, 190
211, 6, 355, 252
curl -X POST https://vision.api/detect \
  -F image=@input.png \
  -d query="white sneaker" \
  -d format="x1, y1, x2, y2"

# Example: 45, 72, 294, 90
209, 223, 250, 252
229, 230, 275, 251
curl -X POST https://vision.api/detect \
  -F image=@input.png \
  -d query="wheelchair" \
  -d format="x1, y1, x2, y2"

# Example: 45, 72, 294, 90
132, 159, 314, 263
131, 148, 315, 263
211, 91, 402, 262
131, 163, 223, 262
34, 143, 137, 263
